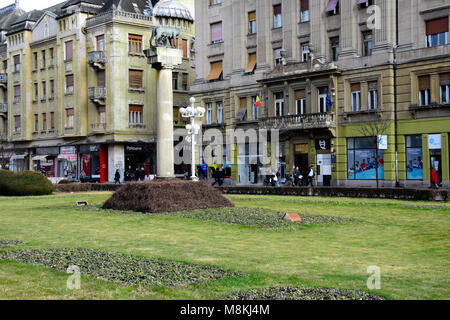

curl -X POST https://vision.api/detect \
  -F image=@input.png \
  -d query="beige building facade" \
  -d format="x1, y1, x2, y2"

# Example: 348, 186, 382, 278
0, 0, 195, 182
191, 0, 450, 188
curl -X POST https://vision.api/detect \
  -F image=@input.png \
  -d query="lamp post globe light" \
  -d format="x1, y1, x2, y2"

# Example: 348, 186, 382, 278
179, 97, 205, 180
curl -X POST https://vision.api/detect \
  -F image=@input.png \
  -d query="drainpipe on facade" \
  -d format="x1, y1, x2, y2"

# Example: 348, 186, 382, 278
394, 0, 400, 188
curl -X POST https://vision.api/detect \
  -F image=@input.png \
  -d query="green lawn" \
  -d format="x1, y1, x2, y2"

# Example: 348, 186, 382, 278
0, 192, 449, 300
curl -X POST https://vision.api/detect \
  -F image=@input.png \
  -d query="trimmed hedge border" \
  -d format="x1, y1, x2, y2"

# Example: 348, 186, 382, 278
216, 186, 450, 202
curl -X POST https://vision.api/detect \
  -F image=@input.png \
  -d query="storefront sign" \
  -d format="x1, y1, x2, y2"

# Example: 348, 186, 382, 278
125, 146, 143, 152
60, 146, 76, 154
80, 145, 100, 153
428, 134, 442, 150
315, 139, 330, 151
378, 135, 388, 150
36, 147, 59, 155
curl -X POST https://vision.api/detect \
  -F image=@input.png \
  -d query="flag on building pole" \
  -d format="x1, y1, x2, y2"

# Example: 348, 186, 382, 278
326, 91, 333, 109
255, 96, 262, 108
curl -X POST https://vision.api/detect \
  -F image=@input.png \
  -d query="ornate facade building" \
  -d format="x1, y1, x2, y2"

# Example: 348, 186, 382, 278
191, 0, 450, 187
0, 0, 195, 182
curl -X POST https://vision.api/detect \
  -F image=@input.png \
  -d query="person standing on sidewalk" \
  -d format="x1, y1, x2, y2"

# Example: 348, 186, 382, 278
308, 166, 315, 187
430, 168, 440, 189
114, 170, 121, 185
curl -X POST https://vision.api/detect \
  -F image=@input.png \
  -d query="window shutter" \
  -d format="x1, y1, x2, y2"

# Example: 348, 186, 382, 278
65, 41, 73, 60
248, 11, 256, 21
14, 85, 20, 96
426, 17, 449, 35
66, 75, 74, 87
182, 39, 188, 57
14, 55, 20, 64
440, 73, 450, 86
129, 105, 143, 112
295, 90, 306, 100
66, 108, 74, 116
206, 61, 223, 81
98, 106, 106, 113
301, 0, 309, 11
211, 22, 222, 42
240, 97, 247, 108
129, 70, 143, 88
15, 116, 20, 128
418, 76, 430, 91
96, 35, 105, 51
351, 83, 361, 92
326, 0, 339, 12
274, 4, 282, 15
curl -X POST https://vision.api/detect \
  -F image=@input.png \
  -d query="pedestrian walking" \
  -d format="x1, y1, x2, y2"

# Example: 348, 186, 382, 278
293, 166, 301, 186
114, 169, 121, 184
218, 167, 225, 186
430, 168, 440, 189
275, 168, 281, 187
307, 166, 315, 187
140, 167, 146, 181
134, 168, 140, 181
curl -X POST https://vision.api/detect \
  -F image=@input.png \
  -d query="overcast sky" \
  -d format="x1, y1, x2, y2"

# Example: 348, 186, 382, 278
0, 0, 63, 11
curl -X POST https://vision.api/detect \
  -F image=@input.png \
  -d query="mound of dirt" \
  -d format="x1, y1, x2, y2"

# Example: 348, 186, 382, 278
102, 180, 234, 213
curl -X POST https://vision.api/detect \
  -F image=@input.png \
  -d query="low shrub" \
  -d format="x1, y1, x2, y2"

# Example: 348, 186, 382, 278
0, 170, 53, 196
58, 179, 71, 184
0, 239, 23, 247
53, 183, 92, 193
226, 286, 384, 300
0, 248, 243, 287
102, 180, 234, 213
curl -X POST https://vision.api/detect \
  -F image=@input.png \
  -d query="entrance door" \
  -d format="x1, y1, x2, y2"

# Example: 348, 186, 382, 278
430, 150, 442, 182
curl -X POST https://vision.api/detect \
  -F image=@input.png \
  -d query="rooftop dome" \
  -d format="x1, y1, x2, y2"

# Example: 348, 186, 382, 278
153, 0, 193, 22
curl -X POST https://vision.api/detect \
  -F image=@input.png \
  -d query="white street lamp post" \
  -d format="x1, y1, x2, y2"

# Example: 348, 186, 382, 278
180, 97, 205, 181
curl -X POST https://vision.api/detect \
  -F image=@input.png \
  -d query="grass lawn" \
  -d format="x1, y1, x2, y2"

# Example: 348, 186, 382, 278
0, 192, 449, 300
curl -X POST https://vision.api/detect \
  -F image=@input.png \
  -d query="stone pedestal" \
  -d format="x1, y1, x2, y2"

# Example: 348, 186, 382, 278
150, 47, 183, 179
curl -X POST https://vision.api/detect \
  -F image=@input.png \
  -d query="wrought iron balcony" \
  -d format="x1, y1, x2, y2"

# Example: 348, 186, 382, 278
0, 73, 7, 86
258, 113, 335, 130
0, 103, 7, 114
91, 123, 106, 133
128, 123, 147, 129
88, 51, 107, 69
88, 87, 106, 104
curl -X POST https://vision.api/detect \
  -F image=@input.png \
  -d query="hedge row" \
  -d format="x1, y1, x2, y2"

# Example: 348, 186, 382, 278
0, 170, 53, 196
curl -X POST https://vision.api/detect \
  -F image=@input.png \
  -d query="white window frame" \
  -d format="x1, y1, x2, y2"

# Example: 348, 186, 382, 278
302, 44, 309, 62
440, 84, 450, 104
206, 103, 213, 125
419, 89, 430, 106
252, 97, 260, 120
217, 102, 223, 123
296, 98, 305, 115
427, 32, 449, 48
301, 10, 310, 23
368, 90, 378, 110
318, 93, 327, 113
352, 91, 361, 111
274, 93, 284, 117
273, 8, 282, 28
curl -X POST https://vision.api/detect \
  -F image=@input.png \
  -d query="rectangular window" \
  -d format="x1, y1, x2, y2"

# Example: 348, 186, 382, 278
206, 61, 223, 81
206, 103, 213, 125
347, 137, 384, 180
14, 115, 20, 133
318, 87, 328, 113
97, 70, 105, 87
66, 74, 74, 94
368, 81, 378, 110
326, 0, 339, 15
129, 105, 143, 124
42, 50, 46, 68
351, 83, 361, 111
440, 73, 450, 104
363, 31, 373, 56
274, 49, 282, 65
274, 92, 284, 116
330, 37, 340, 61
50, 48, 54, 66
418, 75, 430, 106
406, 135, 423, 180
34, 83, 38, 101
66, 108, 74, 128
14, 85, 20, 103
182, 73, 188, 90
217, 102, 223, 124
173, 72, 179, 90
65, 40, 73, 61
211, 22, 223, 43
34, 52, 38, 69
99, 106, 106, 124
128, 34, 143, 54
359, 0, 373, 8
426, 17, 449, 48
252, 96, 260, 120
300, 0, 310, 22
129, 69, 143, 88
96, 34, 105, 51
245, 53, 257, 73
238, 97, 247, 121
42, 81, 46, 99
42, 113, 47, 130
295, 90, 306, 114
50, 112, 55, 129
273, 4, 282, 28
34, 114, 39, 131
182, 39, 188, 57
301, 44, 309, 62
50, 80, 54, 98
248, 11, 256, 34
13, 55, 20, 72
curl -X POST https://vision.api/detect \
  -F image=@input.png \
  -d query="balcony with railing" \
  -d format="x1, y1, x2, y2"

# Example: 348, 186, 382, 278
88, 51, 107, 69
0, 73, 7, 87
258, 112, 335, 130
85, 9, 152, 29
88, 87, 106, 105
91, 122, 106, 133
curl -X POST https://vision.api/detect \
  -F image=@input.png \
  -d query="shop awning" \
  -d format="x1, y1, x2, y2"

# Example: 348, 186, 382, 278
10, 155, 26, 160
245, 53, 257, 73
206, 61, 223, 81
326, 0, 339, 12
32, 155, 48, 161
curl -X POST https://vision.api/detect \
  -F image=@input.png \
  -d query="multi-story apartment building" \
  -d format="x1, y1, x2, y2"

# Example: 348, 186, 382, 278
0, 0, 195, 182
191, 0, 450, 188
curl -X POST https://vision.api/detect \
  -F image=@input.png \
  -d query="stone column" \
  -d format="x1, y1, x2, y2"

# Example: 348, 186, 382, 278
156, 67, 175, 178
